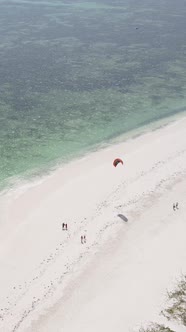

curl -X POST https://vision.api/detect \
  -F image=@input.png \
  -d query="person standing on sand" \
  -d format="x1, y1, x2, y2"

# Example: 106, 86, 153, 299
176, 202, 179, 209
65, 223, 68, 230
81, 235, 83, 244
84, 235, 86, 243
62, 223, 65, 230
173, 203, 176, 211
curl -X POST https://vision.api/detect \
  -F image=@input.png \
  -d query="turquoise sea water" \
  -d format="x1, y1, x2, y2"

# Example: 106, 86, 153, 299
0, 0, 186, 188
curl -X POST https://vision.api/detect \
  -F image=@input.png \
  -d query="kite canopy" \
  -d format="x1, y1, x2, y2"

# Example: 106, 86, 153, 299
113, 158, 123, 167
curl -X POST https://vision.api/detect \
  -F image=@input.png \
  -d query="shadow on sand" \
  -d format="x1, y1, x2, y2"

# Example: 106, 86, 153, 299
117, 214, 128, 222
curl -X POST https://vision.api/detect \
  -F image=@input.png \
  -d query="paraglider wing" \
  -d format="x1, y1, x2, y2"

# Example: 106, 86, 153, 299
113, 158, 123, 167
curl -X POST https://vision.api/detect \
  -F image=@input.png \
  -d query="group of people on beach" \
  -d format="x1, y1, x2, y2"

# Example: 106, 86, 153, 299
62, 223, 68, 230
62, 222, 87, 244
61, 203, 179, 244
173, 202, 179, 211
81, 235, 86, 244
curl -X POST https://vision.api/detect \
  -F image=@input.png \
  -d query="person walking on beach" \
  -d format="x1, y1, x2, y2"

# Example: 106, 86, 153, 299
81, 235, 84, 244
65, 223, 68, 230
173, 203, 176, 211
176, 202, 179, 209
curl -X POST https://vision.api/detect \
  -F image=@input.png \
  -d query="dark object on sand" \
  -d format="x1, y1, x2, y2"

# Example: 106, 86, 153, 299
118, 214, 128, 222
113, 158, 123, 167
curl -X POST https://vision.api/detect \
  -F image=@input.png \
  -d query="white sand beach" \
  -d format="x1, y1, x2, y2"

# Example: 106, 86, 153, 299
0, 116, 186, 332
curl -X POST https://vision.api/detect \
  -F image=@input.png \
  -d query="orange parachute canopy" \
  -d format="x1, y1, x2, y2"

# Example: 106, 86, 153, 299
113, 158, 123, 167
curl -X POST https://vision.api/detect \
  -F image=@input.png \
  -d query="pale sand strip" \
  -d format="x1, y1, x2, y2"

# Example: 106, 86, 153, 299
0, 117, 186, 332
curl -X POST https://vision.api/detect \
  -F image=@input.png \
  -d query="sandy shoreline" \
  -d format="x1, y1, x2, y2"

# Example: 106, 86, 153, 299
0, 116, 186, 332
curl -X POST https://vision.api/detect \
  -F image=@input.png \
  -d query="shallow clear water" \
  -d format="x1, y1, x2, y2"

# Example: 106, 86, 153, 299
0, 0, 186, 188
